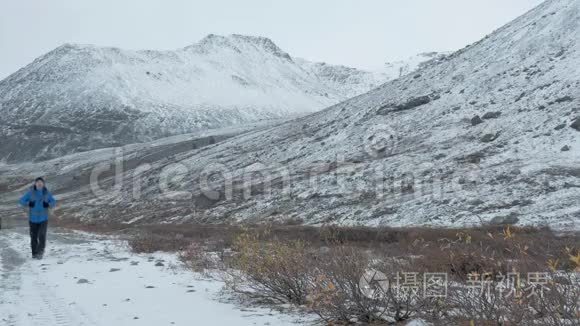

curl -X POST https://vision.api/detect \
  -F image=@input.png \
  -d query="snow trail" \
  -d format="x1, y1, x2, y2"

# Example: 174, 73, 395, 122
0, 228, 303, 326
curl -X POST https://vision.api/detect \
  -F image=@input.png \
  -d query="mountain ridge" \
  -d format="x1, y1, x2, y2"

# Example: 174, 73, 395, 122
1, 0, 578, 229
0, 34, 440, 163
0, 0, 578, 229
79, 0, 579, 228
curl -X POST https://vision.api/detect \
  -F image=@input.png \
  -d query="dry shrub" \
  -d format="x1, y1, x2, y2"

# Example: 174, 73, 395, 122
413, 226, 572, 282
308, 246, 379, 323
528, 272, 580, 326
128, 233, 190, 253
309, 247, 443, 324
231, 234, 444, 324
448, 278, 533, 325
52, 217, 129, 234
179, 241, 224, 273
231, 231, 314, 305
128, 235, 161, 253
447, 271, 580, 326
55, 220, 579, 325
226, 226, 578, 325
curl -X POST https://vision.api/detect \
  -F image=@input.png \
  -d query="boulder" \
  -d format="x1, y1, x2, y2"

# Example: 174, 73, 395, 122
481, 133, 499, 143
555, 96, 573, 103
490, 214, 520, 225
377, 95, 436, 115
554, 123, 566, 130
393, 95, 432, 111
482, 111, 502, 119
471, 115, 484, 126
571, 117, 580, 131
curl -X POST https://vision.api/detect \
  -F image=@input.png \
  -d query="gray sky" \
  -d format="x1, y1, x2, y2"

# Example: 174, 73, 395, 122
0, 0, 544, 79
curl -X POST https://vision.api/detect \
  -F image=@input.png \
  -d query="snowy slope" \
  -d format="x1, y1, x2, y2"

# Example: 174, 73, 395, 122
2, 0, 577, 229
295, 58, 389, 99
0, 34, 437, 163
382, 52, 450, 79
0, 228, 307, 325
81, 0, 576, 229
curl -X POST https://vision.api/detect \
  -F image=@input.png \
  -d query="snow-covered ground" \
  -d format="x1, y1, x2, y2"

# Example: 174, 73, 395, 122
0, 228, 306, 326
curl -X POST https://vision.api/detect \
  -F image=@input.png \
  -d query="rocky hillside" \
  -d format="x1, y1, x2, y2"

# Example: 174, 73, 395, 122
1, 0, 578, 230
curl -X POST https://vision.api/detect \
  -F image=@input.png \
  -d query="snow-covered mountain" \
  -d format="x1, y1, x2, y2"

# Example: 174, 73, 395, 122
0, 34, 437, 163
3, 0, 577, 229
295, 59, 388, 99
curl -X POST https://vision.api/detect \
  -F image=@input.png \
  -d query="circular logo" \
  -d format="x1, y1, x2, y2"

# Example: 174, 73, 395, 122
363, 124, 398, 158
359, 269, 389, 299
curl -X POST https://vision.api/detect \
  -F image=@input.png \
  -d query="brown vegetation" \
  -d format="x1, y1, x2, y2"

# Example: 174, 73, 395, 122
54, 218, 579, 325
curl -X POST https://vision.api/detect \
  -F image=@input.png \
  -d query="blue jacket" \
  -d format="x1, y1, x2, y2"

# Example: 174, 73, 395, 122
19, 187, 56, 223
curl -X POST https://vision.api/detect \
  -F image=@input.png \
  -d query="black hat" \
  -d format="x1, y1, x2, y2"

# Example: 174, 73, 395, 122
34, 177, 45, 183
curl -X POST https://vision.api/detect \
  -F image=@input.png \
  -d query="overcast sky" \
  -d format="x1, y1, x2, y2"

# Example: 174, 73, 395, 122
0, 0, 544, 79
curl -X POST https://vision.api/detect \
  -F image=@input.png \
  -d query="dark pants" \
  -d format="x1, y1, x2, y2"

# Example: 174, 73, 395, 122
29, 221, 48, 257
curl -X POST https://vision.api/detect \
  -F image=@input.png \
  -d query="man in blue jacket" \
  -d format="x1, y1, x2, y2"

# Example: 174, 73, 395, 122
19, 177, 57, 259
